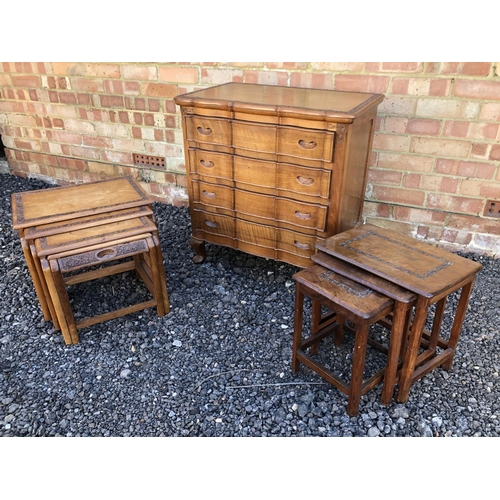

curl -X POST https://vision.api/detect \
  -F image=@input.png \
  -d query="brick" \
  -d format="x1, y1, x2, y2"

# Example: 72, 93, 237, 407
489, 144, 500, 161
51, 63, 85, 76
63, 119, 95, 134
132, 127, 142, 139
391, 78, 450, 96
334, 74, 389, 93
94, 122, 128, 138
448, 214, 500, 235
409, 137, 470, 158
159, 66, 199, 83
428, 62, 492, 76
426, 193, 484, 214
372, 133, 411, 152
443, 120, 469, 138
111, 138, 144, 152
367, 168, 402, 185
77, 93, 91, 105
200, 68, 244, 85
366, 62, 424, 73
377, 152, 434, 172
393, 206, 447, 224
82, 135, 113, 148
71, 78, 104, 93
51, 130, 82, 144
402, 173, 421, 189
453, 79, 500, 100
144, 114, 155, 126
472, 234, 500, 254
8, 114, 37, 127
378, 96, 416, 116
58, 77, 69, 89
11, 75, 40, 88
84, 63, 121, 78
148, 99, 160, 112
87, 161, 118, 176
0, 73, 12, 86
121, 65, 158, 80
371, 185, 425, 206
100, 95, 124, 108
471, 142, 489, 159
405, 118, 442, 136
479, 103, 500, 121
59, 92, 77, 104
154, 129, 164, 141
141, 83, 178, 98
309, 62, 363, 72
458, 161, 496, 179
69, 145, 100, 160
288, 72, 331, 89
362, 201, 392, 218
118, 111, 129, 123
100, 149, 134, 164
416, 98, 479, 119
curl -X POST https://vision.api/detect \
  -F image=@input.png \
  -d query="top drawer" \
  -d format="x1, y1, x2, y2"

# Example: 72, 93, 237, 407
185, 116, 231, 147
185, 115, 335, 164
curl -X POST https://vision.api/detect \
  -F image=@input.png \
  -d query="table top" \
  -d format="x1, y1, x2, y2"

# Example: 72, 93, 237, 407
12, 176, 152, 230
315, 224, 482, 298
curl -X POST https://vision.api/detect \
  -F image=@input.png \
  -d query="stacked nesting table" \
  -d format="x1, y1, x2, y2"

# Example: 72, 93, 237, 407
11, 176, 170, 345
312, 223, 482, 404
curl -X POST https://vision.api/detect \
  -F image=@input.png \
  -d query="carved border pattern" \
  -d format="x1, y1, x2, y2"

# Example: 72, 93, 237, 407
339, 231, 452, 279
319, 271, 373, 298
336, 125, 345, 143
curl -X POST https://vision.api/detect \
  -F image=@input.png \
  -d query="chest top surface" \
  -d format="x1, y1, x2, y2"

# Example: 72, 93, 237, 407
316, 224, 482, 297
12, 176, 152, 230
174, 83, 384, 121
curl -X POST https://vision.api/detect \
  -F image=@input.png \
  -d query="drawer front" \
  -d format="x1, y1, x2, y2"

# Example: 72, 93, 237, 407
278, 126, 334, 162
232, 121, 276, 155
191, 210, 235, 239
185, 116, 231, 146
56, 238, 150, 273
188, 149, 233, 180
192, 181, 234, 210
235, 191, 328, 231
233, 156, 331, 199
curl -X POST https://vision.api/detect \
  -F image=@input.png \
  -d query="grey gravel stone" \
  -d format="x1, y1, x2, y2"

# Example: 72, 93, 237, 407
1, 173, 499, 437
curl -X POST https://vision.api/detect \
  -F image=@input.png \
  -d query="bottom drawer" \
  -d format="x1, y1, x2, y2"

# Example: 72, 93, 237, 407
191, 210, 318, 267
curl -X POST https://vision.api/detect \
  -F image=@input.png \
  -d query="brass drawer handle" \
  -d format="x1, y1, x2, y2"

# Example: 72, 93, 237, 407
200, 159, 215, 168
197, 126, 212, 136
205, 220, 218, 228
95, 248, 117, 260
294, 241, 310, 250
298, 139, 317, 150
202, 190, 217, 199
295, 211, 312, 220
296, 176, 315, 186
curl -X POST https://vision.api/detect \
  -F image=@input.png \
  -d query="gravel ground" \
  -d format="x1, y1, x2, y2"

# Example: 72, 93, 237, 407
1, 173, 499, 438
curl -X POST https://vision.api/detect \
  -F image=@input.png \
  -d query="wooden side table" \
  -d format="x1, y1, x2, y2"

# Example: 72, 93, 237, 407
11, 177, 155, 324
315, 223, 482, 403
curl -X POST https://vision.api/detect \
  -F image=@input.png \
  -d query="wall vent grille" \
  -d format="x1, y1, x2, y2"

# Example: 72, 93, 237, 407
133, 154, 166, 169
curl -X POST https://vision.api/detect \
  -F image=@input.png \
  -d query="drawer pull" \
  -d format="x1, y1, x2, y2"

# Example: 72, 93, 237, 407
296, 176, 315, 186
200, 159, 215, 168
205, 220, 219, 228
197, 126, 212, 136
202, 190, 217, 199
294, 241, 310, 250
295, 211, 312, 220
298, 139, 317, 150
95, 248, 117, 260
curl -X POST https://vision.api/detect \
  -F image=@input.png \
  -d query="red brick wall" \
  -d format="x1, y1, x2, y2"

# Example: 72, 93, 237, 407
1, 62, 499, 256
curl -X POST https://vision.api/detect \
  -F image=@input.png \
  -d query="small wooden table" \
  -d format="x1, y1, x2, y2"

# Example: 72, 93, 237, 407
11, 177, 157, 329
315, 223, 482, 403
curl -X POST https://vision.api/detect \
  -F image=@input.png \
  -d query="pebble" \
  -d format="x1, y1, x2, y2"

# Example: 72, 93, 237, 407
0, 174, 499, 437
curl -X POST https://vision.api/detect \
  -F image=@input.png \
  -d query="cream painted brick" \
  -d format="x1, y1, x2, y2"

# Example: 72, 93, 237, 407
0, 113, 7, 124
48, 142, 63, 155
167, 157, 186, 173
1, 136, 15, 148
416, 99, 479, 119
121, 65, 158, 81
46, 104, 78, 118
41, 76, 49, 88
88, 161, 116, 176
378, 96, 417, 116
146, 142, 183, 157
201, 69, 244, 84
373, 133, 411, 152
312, 62, 364, 72
63, 119, 95, 134
377, 152, 434, 172
94, 122, 128, 138
141, 128, 156, 141
410, 137, 470, 158
111, 138, 146, 152
154, 114, 165, 128
170, 185, 189, 201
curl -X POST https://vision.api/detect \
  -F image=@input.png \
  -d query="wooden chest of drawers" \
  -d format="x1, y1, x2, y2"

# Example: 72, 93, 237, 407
174, 83, 384, 268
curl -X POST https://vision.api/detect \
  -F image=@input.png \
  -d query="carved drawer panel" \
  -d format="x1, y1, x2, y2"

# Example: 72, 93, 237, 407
235, 191, 328, 231
185, 116, 231, 147
277, 126, 334, 162
192, 180, 234, 210
232, 156, 331, 201
232, 121, 276, 156
188, 149, 233, 180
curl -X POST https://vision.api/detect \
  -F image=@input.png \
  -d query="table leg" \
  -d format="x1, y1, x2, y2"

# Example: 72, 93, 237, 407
443, 279, 474, 371
397, 295, 431, 403
292, 285, 305, 373
347, 323, 369, 417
